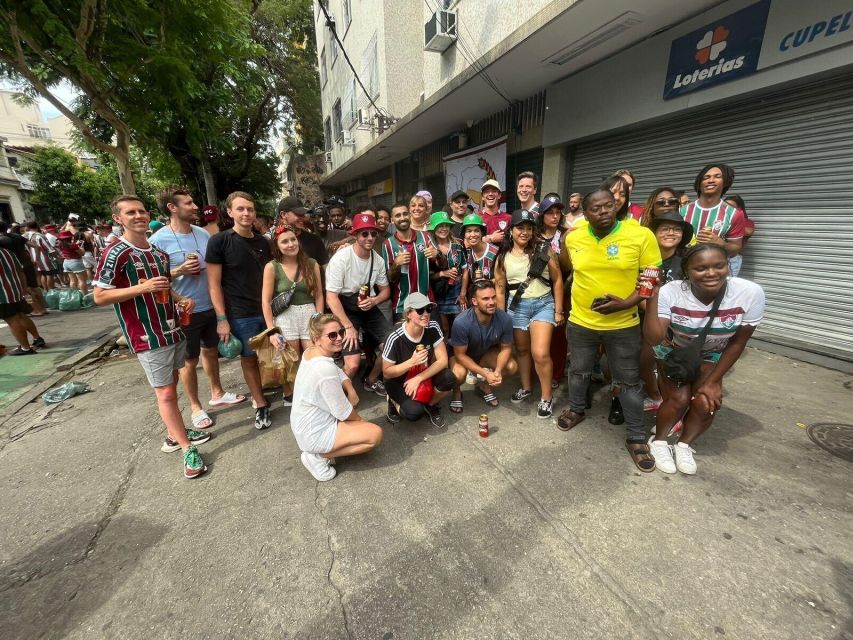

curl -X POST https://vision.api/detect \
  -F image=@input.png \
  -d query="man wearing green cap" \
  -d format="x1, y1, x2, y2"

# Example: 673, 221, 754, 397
380, 201, 437, 322
458, 213, 499, 307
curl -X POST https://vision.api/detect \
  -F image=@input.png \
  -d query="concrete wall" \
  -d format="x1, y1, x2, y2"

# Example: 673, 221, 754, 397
544, 0, 853, 146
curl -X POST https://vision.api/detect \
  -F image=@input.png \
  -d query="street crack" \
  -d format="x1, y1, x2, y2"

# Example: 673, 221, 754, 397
314, 482, 353, 639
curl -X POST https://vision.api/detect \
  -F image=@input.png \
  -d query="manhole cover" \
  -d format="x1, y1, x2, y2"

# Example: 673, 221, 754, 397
807, 423, 853, 462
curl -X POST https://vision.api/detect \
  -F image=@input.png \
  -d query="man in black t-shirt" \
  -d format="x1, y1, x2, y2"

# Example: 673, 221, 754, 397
277, 196, 329, 266
381, 292, 455, 428
206, 191, 273, 430
0, 221, 47, 316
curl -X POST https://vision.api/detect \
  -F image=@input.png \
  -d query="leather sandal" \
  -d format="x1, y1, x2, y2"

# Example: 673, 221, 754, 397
557, 409, 585, 432
625, 440, 656, 472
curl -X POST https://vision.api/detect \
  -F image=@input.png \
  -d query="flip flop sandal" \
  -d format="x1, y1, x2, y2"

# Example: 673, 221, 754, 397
191, 410, 215, 430
482, 393, 498, 407
625, 441, 656, 473
450, 399, 464, 414
209, 391, 247, 407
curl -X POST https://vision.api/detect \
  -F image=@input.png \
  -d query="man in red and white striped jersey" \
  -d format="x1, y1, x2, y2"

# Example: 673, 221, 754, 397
94, 195, 210, 480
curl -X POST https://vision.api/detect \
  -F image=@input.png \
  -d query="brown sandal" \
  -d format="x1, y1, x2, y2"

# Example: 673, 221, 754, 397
625, 441, 656, 472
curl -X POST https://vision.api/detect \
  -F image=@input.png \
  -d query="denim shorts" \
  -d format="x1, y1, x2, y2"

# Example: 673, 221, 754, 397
229, 315, 266, 357
507, 293, 555, 330
63, 258, 86, 273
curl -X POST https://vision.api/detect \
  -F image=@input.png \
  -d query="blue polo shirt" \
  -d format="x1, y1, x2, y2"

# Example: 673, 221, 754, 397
449, 307, 514, 362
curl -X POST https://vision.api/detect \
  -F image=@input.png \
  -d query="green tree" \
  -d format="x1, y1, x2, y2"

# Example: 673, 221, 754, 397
25, 146, 118, 221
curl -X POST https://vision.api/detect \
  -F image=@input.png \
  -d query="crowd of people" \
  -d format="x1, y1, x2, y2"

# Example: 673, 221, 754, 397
5, 161, 764, 482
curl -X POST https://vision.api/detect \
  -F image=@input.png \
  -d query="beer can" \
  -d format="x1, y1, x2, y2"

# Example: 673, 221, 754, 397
177, 301, 192, 326
638, 266, 660, 298
474, 267, 483, 281
358, 285, 369, 302
478, 413, 489, 438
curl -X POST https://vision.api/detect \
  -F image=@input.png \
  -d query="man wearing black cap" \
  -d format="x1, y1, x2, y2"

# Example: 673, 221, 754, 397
325, 196, 351, 231
277, 196, 329, 267
447, 190, 469, 239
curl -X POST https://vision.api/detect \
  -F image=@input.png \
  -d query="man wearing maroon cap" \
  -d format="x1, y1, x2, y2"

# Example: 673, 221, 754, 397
325, 206, 391, 396
201, 205, 220, 235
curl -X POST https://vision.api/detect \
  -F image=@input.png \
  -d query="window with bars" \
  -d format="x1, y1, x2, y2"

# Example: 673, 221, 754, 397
26, 124, 51, 139
332, 100, 343, 141
324, 117, 333, 151
360, 34, 379, 106
343, 78, 357, 129
342, 0, 352, 32
320, 47, 327, 87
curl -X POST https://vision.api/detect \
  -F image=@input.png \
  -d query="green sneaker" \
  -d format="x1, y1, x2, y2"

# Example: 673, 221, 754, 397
183, 446, 208, 479
161, 429, 211, 453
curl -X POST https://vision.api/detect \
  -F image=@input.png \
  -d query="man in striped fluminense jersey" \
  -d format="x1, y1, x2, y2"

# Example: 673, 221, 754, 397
94, 195, 210, 480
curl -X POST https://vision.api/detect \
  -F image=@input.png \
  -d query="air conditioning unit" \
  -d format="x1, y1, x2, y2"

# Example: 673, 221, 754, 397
324, 151, 333, 164
340, 130, 355, 146
424, 10, 457, 53
357, 108, 372, 128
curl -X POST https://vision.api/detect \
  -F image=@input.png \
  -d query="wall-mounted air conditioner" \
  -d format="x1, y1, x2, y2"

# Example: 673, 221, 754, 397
424, 10, 457, 53
324, 151, 333, 164
357, 108, 373, 129
340, 130, 355, 146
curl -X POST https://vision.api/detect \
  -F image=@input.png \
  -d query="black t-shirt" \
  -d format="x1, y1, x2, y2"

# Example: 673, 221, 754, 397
298, 231, 329, 266
206, 229, 272, 318
0, 233, 32, 268
660, 254, 684, 284
381, 320, 444, 382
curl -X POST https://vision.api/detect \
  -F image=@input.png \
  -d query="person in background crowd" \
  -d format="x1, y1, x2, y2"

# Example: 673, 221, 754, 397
262, 225, 324, 406
290, 313, 383, 482
601, 175, 632, 222
639, 186, 681, 228
480, 179, 511, 245
24, 222, 58, 292
681, 164, 746, 263
0, 246, 45, 354
206, 191, 274, 430
448, 279, 517, 411
612, 169, 643, 221
446, 190, 469, 239
148, 220, 165, 236
516, 171, 539, 214
151, 188, 245, 431
78, 229, 97, 283
313, 206, 350, 251
0, 221, 47, 316
427, 210, 464, 336
382, 202, 437, 321
723, 193, 755, 277
415, 190, 433, 217
494, 209, 564, 418
645, 244, 764, 475
94, 195, 209, 479
202, 205, 220, 235
326, 196, 351, 230
325, 211, 392, 396
538, 194, 569, 390
93, 224, 110, 256
457, 213, 499, 308
375, 206, 392, 238
565, 192, 584, 231
382, 292, 454, 428
254, 214, 273, 238
276, 196, 329, 268
639, 211, 695, 413
57, 230, 88, 296
408, 194, 431, 233
678, 192, 691, 207
557, 189, 662, 472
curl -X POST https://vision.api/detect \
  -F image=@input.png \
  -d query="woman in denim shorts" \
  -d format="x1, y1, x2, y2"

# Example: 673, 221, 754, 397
494, 209, 565, 419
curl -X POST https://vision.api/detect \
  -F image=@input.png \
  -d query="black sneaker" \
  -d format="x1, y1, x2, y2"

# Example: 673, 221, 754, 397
386, 398, 400, 423
423, 404, 446, 429
537, 399, 553, 419
510, 388, 532, 404
608, 397, 625, 425
255, 405, 272, 430
31, 337, 46, 348
364, 379, 388, 397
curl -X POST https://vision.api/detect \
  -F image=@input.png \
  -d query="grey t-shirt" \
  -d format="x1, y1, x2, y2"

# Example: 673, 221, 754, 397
449, 307, 514, 362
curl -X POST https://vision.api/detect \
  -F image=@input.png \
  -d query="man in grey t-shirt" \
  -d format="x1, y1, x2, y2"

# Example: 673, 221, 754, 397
448, 280, 517, 409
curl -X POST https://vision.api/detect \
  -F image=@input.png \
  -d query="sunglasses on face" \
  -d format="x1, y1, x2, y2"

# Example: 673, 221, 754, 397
655, 198, 680, 206
359, 231, 378, 238
413, 304, 437, 315
324, 329, 345, 341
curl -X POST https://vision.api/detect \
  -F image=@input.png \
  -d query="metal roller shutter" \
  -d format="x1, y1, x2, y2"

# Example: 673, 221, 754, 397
568, 72, 853, 361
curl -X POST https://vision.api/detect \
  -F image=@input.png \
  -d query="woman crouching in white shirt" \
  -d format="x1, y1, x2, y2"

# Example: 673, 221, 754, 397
290, 313, 383, 481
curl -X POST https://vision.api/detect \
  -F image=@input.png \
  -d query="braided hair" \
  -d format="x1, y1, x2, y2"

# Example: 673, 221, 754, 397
693, 163, 736, 196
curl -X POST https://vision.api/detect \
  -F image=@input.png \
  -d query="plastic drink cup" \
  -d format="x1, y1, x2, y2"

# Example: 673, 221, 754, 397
177, 301, 192, 326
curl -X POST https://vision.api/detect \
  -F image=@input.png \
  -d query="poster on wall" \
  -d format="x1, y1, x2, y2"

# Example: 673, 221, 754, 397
663, 0, 770, 99
443, 136, 507, 210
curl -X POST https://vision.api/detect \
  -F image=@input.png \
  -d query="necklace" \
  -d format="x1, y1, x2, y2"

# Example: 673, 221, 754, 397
169, 223, 201, 256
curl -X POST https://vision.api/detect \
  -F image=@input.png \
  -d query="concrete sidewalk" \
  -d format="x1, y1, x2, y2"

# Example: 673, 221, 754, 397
0, 346, 849, 639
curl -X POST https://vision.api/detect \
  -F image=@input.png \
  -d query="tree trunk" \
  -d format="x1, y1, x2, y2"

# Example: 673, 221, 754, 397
114, 130, 136, 194
200, 155, 217, 205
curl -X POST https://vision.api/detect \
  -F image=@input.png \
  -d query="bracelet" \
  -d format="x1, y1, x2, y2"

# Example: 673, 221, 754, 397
216, 314, 227, 321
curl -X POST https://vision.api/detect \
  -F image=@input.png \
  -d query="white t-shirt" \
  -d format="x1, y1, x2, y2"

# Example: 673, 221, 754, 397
657, 277, 765, 356
325, 245, 389, 295
290, 354, 352, 453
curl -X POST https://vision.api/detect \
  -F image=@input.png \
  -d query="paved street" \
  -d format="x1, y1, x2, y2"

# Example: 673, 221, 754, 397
0, 343, 849, 639
0, 305, 117, 411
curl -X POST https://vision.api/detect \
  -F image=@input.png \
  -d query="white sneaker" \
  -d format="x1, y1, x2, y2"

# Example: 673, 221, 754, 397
650, 440, 676, 474
674, 442, 697, 475
465, 372, 478, 386
300, 451, 336, 481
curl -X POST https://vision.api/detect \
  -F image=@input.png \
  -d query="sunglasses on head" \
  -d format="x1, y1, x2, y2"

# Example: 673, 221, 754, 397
359, 230, 378, 238
324, 329, 345, 341
412, 303, 437, 315
655, 198, 680, 206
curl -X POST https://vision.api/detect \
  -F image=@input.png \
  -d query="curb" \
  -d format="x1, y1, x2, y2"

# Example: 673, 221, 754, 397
0, 328, 122, 430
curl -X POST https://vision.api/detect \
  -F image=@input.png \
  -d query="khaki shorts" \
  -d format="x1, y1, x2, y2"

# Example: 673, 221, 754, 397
136, 340, 187, 388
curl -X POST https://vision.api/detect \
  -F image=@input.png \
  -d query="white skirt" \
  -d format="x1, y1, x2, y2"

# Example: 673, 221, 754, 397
274, 303, 316, 341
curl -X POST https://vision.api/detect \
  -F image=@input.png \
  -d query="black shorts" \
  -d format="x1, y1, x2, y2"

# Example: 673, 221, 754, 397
183, 309, 219, 359
386, 368, 456, 420
22, 263, 38, 288
341, 307, 391, 357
